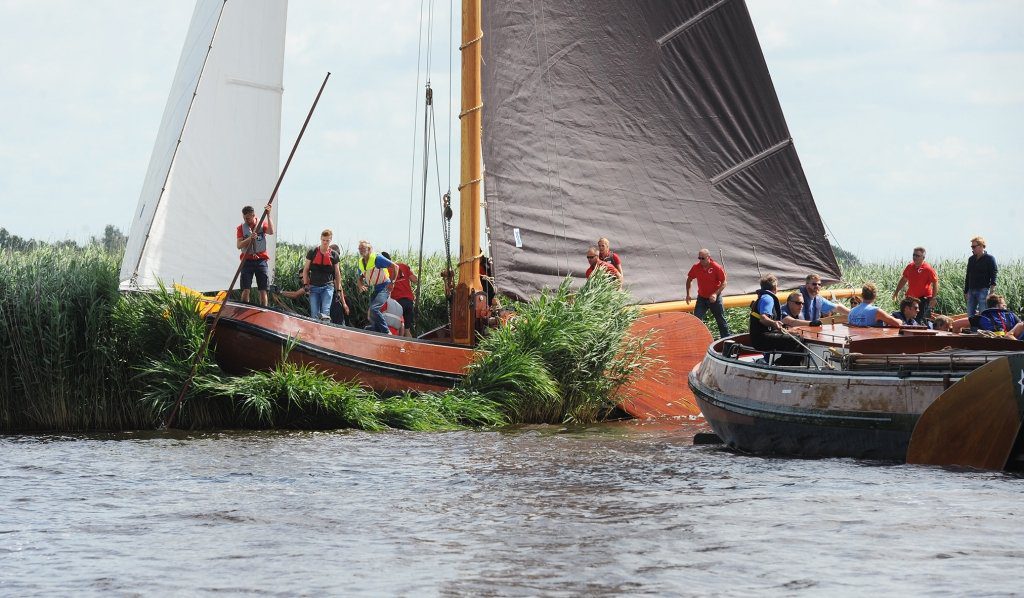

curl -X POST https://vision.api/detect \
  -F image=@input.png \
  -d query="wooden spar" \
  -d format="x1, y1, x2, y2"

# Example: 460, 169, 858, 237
640, 287, 860, 315
906, 354, 1024, 470
164, 73, 331, 429
452, 0, 484, 346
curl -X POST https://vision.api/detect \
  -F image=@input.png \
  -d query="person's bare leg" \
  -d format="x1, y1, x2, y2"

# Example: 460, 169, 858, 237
241, 289, 251, 303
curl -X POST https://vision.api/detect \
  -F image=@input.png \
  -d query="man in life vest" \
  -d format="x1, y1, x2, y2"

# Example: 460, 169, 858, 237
952, 293, 1021, 334
235, 204, 274, 306
356, 240, 397, 334
749, 274, 808, 366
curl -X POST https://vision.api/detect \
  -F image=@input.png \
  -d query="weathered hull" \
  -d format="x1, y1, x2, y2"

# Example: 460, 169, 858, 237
213, 303, 475, 393
689, 343, 952, 461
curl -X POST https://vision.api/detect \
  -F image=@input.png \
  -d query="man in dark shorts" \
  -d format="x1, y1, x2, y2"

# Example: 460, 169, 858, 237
236, 204, 274, 305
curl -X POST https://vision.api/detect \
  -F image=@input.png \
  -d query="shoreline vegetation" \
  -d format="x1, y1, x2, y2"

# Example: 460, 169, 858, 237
2, 233, 1021, 432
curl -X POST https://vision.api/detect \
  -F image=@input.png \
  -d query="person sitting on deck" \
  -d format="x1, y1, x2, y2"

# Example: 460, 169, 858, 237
848, 283, 903, 327
891, 297, 930, 327
748, 274, 805, 366
951, 294, 1020, 335
799, 274, 850, 322
781, 292, 816, 327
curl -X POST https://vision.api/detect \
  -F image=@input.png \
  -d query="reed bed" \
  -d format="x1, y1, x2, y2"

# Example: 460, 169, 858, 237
454, 272, 650, 424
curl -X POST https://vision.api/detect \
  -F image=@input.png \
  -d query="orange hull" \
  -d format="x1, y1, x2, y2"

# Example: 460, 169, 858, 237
213, 303, 476, 393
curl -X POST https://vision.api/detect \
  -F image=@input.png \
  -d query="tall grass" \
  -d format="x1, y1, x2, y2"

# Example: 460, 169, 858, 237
0, 246, 153, 430
455, 272, 651, 424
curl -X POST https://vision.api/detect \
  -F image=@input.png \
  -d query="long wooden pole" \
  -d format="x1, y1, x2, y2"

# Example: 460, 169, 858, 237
163, 73, 331, 429
452, 0, 483, 346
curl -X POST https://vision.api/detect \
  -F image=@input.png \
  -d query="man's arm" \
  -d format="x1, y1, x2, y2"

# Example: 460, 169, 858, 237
877, 310, 904, 327
930, 278, 939, 307
892, 276, 908, 301
781, 314, 810, 327
989, 256, 998, 292
710, 271, 727, 302
301, 259, 312, 287
684, 277, 694, 302
262, 204, 274, 235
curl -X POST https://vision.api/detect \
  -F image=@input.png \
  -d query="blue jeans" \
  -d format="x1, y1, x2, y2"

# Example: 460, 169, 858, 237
966, 288, 989, 317
368, 285, 391, 333
694, 295, 731, 337
309, 284, 334, 319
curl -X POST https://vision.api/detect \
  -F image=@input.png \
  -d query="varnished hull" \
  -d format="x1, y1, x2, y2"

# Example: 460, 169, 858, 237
213, 303, 475, 393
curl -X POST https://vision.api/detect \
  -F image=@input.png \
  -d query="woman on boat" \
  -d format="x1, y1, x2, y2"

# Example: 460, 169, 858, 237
597, 237, 623, 279
848, 283, 903, 327
301, 229, 346, 322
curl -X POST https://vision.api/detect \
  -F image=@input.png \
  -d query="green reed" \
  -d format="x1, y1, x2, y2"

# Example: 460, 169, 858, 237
456, 272, 650, 424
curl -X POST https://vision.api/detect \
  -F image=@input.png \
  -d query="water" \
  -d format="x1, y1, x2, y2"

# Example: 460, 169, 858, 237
2, 422, 1022, 596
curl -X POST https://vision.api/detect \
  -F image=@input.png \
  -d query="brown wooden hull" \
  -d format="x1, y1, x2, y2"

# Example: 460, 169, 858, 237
213, 303, 476, 393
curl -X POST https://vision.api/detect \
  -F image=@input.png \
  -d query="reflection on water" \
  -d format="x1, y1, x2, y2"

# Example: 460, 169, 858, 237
2, 421, 1022, 595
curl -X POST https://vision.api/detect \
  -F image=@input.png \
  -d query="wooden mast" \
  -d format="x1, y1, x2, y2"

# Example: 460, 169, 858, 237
453, 0, 483, 345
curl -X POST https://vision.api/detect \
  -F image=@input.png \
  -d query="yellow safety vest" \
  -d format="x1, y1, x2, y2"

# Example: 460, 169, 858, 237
358, 252, 391, 287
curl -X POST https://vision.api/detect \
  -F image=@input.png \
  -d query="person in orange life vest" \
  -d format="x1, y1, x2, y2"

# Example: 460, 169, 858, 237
235, 204, 274, 306
597, 237, 623, 279
301, 230, 346, 321
685, 248, 730, 337
381, 251, 418, 337
585, 247, 621, 283
891, 246, 939, 322
356, 240, 397, 334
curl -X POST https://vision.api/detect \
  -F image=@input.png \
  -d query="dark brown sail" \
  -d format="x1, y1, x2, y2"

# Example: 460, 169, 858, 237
481, 0, 841, 303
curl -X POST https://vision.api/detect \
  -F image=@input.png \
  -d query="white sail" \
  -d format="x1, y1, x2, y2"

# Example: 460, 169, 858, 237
120, 0, 288, 292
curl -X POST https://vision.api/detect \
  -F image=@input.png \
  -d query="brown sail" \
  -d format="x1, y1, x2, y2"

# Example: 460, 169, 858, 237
481, 0, 841, 304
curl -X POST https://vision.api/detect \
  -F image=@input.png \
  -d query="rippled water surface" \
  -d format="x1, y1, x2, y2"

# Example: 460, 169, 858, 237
2, 422, 1022, 596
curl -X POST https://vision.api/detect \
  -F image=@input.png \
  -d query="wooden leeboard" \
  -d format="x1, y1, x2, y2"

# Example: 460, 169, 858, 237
618, 312, 712, 419
906, 354, 1024, 470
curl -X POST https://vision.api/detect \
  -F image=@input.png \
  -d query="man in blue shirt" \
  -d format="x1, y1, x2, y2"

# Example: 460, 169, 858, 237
799, 274, 850, 322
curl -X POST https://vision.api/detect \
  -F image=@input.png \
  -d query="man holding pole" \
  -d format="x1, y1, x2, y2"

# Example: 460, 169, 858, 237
235, 204, 274, 306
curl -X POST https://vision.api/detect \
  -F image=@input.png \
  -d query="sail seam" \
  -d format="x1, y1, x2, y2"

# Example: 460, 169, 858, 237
226, 77, 283, 93
710, 138, 793, 186
657, 0, 732, 46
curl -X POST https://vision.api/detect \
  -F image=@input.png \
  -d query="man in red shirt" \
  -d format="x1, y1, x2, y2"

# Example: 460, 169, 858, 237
235, 204, 275, 306
685, 248, 730, 337
381, 251, 418, 337
585, 247, 621, 283
892, 246, 939, 322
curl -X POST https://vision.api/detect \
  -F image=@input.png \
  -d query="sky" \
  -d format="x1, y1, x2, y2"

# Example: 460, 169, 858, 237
0, 0, 1021, 263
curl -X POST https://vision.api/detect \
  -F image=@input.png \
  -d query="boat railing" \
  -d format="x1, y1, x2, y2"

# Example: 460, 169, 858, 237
720, 340, 824, 371
843, 349, 1024, 373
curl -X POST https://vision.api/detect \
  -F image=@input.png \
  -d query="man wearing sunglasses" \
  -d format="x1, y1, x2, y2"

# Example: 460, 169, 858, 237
685, 248, 730, 337
799, 274, 850, 322
892, 246, 939, 322
964, 236, 997, 317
